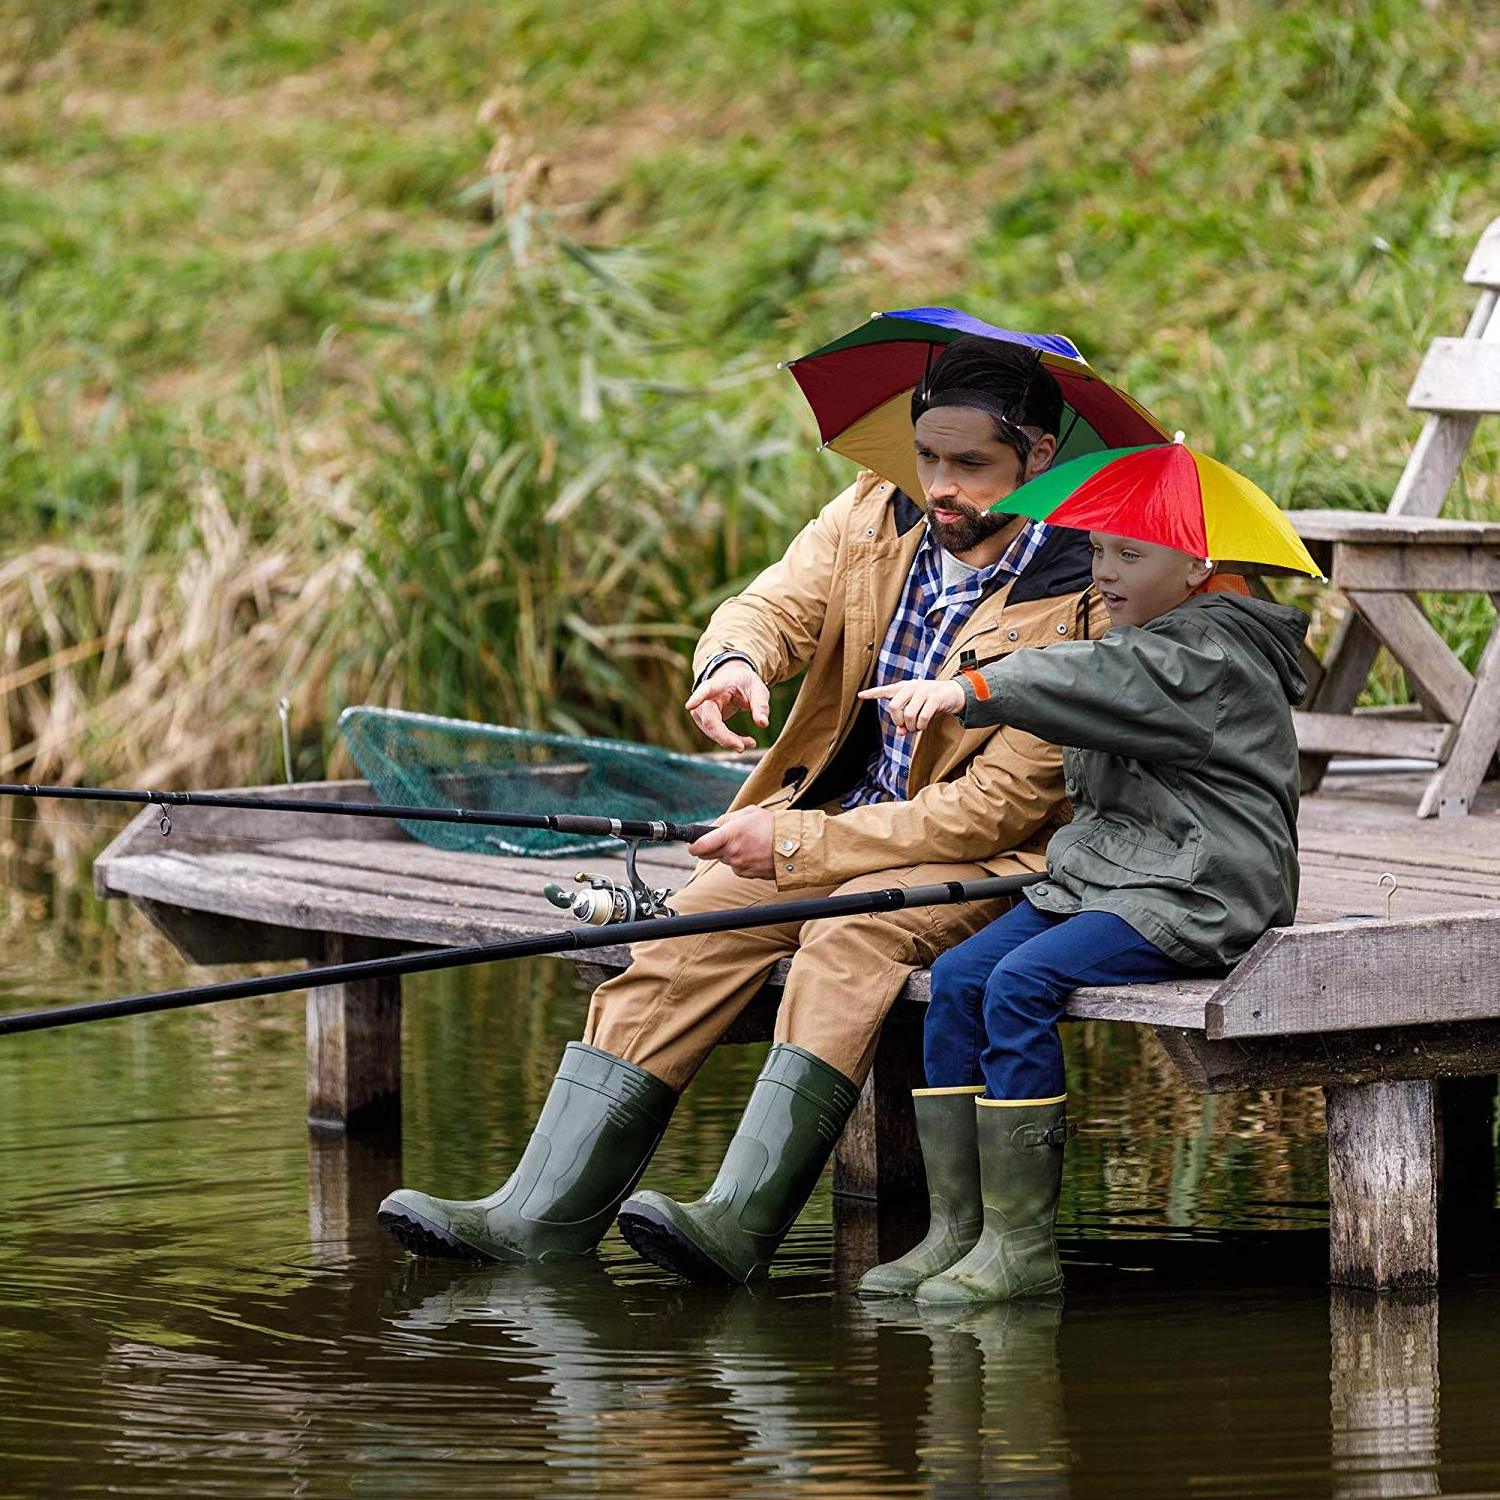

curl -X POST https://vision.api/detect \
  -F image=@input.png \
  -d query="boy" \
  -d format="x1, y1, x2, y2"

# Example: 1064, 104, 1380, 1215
854, 532, 1309, 1304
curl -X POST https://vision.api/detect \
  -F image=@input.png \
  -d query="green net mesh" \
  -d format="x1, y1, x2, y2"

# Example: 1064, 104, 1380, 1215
339, 707, 751, 857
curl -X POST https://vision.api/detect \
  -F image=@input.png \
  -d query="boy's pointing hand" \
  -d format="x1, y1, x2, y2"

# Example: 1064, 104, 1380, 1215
859, 678, 965, 734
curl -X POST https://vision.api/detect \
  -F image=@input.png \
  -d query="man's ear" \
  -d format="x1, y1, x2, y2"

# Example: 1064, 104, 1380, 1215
1023, 431, 1058, 480
1187, 557, 1215, 590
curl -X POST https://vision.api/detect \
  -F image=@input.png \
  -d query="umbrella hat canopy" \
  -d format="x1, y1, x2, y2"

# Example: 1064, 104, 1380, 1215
993, 443, 1323, 578
785, 307, 1169, 500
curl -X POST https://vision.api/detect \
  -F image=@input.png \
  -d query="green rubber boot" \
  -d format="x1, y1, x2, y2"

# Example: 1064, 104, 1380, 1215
914, 1095, 1071, 1306
857, 1086, 984, 1297
616, 1043, 861, 1285
377, 1041, 676, 1263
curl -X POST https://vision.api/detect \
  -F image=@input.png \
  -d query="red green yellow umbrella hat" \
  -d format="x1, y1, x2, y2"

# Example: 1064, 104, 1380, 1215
990, 442, 1323, 578
784, 307, 1168, 501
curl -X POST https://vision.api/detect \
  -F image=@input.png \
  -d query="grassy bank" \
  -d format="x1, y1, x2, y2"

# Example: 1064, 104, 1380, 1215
0, 0, 1496, 783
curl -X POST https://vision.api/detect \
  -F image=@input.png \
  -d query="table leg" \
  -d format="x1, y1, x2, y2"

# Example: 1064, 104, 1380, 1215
1417, 610, 1500, 817
1300, 613, 1383, 793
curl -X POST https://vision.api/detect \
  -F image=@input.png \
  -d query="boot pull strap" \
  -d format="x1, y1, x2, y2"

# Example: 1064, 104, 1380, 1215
1015, 1120, 1077, 1149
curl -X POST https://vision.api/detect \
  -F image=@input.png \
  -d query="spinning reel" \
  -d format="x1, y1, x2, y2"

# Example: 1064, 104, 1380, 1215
542, 840, 678, 925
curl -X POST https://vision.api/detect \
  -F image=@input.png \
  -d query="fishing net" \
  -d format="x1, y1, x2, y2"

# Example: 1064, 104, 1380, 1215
338, 707, 752, 857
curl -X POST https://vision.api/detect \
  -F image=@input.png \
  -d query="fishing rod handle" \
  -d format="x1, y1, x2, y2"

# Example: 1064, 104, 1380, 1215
0, 872, 1042, 1037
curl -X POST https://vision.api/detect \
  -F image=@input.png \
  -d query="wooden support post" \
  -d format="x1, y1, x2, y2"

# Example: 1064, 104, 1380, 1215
1329, 1289, 1441, 1499
306, 932, 402, 1131
833, 1006, 926, 1207
1326, 1080, 1439, 1290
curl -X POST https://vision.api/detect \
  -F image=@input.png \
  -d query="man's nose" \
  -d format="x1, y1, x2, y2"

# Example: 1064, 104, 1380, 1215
928, 466, 960, 498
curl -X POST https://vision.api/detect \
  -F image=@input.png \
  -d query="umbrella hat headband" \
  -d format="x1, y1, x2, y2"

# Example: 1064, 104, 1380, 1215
912, 348, 1044, 464
911, 386, 1038, 464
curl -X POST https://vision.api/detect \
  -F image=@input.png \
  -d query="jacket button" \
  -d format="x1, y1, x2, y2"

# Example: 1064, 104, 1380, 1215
1056, 623, 1068, 635
779, 839, 796, 853
865, 527, 875, 537
785, 863, 796, 873
1007, 629, 1019, 641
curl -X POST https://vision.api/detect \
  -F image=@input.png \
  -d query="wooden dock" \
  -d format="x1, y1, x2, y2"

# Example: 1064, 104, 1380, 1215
95, 771, 1500, 1290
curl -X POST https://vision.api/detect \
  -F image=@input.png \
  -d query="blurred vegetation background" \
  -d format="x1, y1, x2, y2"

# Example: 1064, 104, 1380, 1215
0, 0, 1495, 786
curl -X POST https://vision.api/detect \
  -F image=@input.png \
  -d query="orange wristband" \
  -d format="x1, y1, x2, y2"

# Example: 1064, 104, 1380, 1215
962, 669, 991, 702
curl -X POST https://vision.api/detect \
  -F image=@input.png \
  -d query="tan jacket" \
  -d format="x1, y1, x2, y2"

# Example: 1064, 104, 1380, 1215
693, 470, 1110, 891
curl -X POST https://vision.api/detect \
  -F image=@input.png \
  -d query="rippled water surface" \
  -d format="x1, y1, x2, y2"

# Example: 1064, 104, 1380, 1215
3, 835, 1500, 1498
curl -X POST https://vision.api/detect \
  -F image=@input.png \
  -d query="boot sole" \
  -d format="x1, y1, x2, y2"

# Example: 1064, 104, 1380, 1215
377, 1203, 494, 1262
617, 1201, 739, 1287
855, 1280, 919, 1299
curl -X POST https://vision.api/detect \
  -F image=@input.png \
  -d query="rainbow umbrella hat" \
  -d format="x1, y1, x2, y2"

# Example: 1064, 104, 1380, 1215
784, 306, 1169, 501
991, 442, 1322, 578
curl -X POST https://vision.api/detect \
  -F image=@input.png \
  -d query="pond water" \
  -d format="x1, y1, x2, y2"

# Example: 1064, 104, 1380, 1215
3, 826, 1499, 1498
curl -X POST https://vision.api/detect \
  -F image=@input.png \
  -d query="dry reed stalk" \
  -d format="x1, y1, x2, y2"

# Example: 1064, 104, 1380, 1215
0, 472, 371, 787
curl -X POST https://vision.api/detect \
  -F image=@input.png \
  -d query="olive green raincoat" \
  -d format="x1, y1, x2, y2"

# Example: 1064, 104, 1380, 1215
957, 592, 1310, 968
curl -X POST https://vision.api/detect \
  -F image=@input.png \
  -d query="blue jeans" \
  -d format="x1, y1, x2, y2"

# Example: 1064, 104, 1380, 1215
925, 899, 1190, 1099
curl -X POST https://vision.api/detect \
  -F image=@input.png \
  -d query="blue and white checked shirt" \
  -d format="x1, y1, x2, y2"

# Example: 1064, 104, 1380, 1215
842, 521, 1050, 808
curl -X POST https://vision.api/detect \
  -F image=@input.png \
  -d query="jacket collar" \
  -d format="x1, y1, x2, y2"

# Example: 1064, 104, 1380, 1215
888, 488, 1091, 603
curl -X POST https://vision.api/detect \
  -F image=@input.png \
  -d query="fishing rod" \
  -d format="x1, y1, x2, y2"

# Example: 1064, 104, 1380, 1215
0, 873, 1041, 1039
0, 781, 717, 844
0, 780, 723, 924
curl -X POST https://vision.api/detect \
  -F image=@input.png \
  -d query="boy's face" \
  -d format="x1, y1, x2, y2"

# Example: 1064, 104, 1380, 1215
1090, 532, 1213, 627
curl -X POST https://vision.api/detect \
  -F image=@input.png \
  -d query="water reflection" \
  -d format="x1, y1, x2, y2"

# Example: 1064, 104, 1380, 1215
1330, 1291, 1440, 1499
861, 1298, 1069, 1498
308, 1124, 403, 1267
2, 842, 1499, 1497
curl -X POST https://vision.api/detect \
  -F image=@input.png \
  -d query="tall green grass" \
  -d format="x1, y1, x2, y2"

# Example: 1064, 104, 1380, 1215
0, 0, 1495, 781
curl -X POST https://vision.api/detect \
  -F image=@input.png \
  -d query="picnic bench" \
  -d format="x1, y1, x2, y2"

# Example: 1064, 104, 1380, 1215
1290, 213, 1500, 816
95, 769, 1500, 1293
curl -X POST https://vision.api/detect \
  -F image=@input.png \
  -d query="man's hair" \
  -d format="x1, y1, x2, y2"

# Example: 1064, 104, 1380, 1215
912, 336, 1065, 447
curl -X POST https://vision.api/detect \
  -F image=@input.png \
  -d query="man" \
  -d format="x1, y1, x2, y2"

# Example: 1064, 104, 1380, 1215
378, 335, 1109, 1284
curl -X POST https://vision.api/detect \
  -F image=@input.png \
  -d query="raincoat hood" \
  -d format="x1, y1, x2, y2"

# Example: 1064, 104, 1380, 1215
1189, 592, 1310, 708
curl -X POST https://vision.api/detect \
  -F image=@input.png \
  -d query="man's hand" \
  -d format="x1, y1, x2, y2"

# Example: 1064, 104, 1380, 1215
684, 659, 771, 752
687, 806, 775, 879
859, 678, 965, 734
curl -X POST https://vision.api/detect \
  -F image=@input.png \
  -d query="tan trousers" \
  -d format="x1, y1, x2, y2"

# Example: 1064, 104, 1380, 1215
583, 858, 1013, 1092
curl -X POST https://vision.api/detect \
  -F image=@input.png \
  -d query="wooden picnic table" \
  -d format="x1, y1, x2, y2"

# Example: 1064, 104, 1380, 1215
94, 771, 1500, 1292
1288, 212, 1500, 817
1290, 510, 1500, 816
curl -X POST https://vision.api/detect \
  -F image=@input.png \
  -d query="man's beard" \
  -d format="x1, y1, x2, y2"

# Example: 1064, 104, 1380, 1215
926, 499, 1009, 556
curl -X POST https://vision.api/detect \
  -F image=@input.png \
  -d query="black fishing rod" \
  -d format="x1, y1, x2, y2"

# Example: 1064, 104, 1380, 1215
1, 779, 720, 922
0, 873, 1041, 1038
0, 781, 718, 846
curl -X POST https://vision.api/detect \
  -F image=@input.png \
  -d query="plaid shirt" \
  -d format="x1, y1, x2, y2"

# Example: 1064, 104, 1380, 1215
842, 521, 1050, 808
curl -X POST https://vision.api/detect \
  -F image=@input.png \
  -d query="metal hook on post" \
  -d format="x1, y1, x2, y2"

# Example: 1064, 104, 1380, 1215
1378, 872, 1399, 921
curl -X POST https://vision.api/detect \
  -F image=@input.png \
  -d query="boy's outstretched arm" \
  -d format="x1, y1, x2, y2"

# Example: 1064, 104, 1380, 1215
862, 627, 1223, 768
962, 629, 1223, 766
